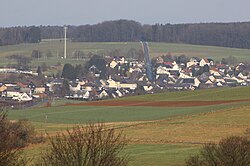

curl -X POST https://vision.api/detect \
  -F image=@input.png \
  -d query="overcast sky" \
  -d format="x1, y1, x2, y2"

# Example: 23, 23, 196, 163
1, 0, 250, 27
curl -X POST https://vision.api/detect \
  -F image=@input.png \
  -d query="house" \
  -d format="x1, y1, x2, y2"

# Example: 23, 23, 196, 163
216, 82, 224, 87
81, 83, 94, 91
129, 67, 142, 73
103, 77, 137, 90
98, 89, 109, 99
46, 79, 64, 92
115, 89, 123, 97
0, 84, 7, 96
109, 61, 118, 68
214, 75, 226, 83
34, 87, 46, 94
27, 81, 36, 92
171, 83, 195, 90
17, 82, 27, 89
169, 70, 180, 77
138, 74, 148, 82
224, 78, 238, 87
69, 82, 83, 92
161, 62, 180, 71
143, 85, 153, 91
179, 72, 192, 79
209, 75, 216, 82
0, 68, 17, 73
82, 90, 90, 99
66, 90, 90, 100
89, 65, 101, 77
2, 84, 20, 98
177, 78, 200, 88
199, 58, 210, 67
5, 91, 21, 98
156, 56, 164, 63
210, 68, 220, 76
114, 56, 126, 64
33, 93, 47, 99
129, 60, 144, 68
12, 92, 32, 102
190, 57, 201, 63
207, 58, 215, 66
237, 73, 248, 80
232, 76, 246, 84
200, 82, 215, 89
205, 80, 213, 85
187, 61, 197, 68
217, 64, 229, 73
156, 66, 170, 75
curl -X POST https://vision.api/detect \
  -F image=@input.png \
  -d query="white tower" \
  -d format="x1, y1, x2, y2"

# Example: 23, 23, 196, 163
64, 26, 67, 59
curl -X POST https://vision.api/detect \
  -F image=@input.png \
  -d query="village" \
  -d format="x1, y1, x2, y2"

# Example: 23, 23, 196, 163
0, 53, 250, 107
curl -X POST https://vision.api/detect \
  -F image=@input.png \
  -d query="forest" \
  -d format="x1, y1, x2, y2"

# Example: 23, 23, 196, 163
1, 20, 250, 49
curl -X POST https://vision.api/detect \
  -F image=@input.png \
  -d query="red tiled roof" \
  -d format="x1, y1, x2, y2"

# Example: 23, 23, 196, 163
16, 82, 28, 88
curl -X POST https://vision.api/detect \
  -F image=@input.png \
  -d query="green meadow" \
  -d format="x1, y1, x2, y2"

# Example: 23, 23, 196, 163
6, 85, 250, 166
1, 41, 250, 68
8, 87, 250, 125
120, 86, 250, 101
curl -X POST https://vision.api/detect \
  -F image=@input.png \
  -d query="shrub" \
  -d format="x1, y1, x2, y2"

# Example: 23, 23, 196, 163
39, 123, 128, 166
186, 136, 250, 166
0, 110, 28, 165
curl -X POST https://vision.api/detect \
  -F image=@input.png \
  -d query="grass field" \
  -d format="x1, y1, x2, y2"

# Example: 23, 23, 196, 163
120, 86, 250, 101
8, 102, 249, 124
0, 41, 250, 68
23, 142, 200, 166
8, 87, 250, 125
124, 106, 250, 144
8, 86, 250, 165
24, 143, 200, 166
21, 102, 250, 165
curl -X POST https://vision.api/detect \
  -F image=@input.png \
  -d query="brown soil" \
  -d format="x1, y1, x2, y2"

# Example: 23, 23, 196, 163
65, 99, 250, 107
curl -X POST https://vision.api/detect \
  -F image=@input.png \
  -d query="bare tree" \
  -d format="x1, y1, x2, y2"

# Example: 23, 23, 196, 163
186, 136, 250, 166
39, 123, 128, 166
0, 109, 28, 166
245, 128, 250, 138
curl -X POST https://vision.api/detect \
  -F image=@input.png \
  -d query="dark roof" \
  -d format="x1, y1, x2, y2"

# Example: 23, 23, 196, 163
182, 78, 195, 84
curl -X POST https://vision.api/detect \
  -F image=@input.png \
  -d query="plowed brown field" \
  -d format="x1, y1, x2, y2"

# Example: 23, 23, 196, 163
65, 99, 250, 107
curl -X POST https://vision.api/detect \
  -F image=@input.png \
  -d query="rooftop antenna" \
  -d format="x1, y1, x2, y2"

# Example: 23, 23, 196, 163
64, 26, 67, 59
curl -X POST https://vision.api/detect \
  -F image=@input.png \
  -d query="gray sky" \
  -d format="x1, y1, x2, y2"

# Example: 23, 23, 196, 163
1, 0, 250, 27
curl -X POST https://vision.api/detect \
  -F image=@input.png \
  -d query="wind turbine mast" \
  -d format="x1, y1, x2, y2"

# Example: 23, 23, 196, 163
64, 26, 67, 59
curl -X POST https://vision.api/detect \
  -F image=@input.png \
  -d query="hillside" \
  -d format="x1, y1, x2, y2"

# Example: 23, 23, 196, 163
121, 86, 250, 101
0, 41, 250, 68
19, 87, 250, 166
8, 87, 250, 124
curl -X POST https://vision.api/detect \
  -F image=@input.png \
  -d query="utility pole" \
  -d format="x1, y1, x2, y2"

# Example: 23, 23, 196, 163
64, 26, 67, 59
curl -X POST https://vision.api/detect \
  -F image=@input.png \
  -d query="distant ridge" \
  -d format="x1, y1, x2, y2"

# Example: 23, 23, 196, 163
1, 20, 250, 49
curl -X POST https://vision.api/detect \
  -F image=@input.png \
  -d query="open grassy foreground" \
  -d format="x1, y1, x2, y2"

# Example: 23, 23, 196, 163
124, 106, 250, 144
22, 103, 250, 165
0, 41, 250, 67
23, 143, 200, 166
7, 86, 250, 165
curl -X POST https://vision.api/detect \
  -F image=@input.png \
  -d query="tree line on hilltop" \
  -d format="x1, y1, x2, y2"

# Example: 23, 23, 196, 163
1, 20, 250, 49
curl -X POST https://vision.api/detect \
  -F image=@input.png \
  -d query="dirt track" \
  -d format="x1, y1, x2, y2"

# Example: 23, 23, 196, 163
65, 99, 250, 107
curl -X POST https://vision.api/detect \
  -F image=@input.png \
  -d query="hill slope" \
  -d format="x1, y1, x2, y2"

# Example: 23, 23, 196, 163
0, 42, 250, 67
8, 87, 250, 124
121, 86, 250, 101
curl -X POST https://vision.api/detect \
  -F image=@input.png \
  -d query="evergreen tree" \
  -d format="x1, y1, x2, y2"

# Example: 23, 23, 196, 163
36, 66, 42, 77
61, 63, 75, 80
